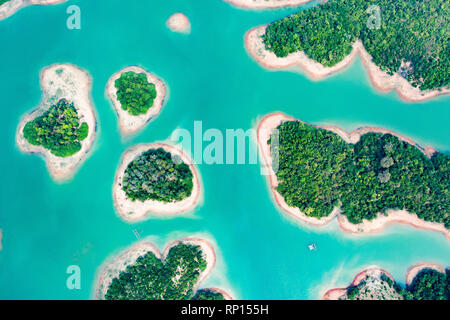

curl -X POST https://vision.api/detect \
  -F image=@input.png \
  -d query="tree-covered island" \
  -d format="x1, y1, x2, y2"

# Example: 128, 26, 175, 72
122, 148, 194, 203
114, 71, 157, 116
262, 0, 449, 91
270, 120, 450, 229
22, 98, 89, 157
101, 241, 228, 300
329, 267, 449, 300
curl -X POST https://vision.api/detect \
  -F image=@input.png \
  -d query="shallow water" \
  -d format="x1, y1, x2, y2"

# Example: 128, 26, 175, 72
0, 0, 448, 299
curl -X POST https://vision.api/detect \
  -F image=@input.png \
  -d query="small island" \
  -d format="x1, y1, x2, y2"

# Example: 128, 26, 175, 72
0, 0, 67, 20
95, 238, 233, 300
113, 143, 201, 222
246, 0, 449, 101
257, 112, 450, 238
166, 13, 191, 34
16, 64, 97, 182
322, 264, 449, 300
106, 66, 166, 136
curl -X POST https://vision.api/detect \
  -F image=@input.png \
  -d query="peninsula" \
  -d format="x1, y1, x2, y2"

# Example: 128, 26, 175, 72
113, 143, 201, 222
246, 0, 449, 101
16, 64, 97, 182
322, 264, 449, 300
95, 238, 232, 300
0, 0, 67, 20
257, 112, 450, 238
106, 66, 166, 136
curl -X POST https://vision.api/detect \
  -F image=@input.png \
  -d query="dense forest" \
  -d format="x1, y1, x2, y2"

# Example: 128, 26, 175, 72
114, 71, 157, 116
0, 0, 10, 6
192, 289, 226, 300
23, 99, 89, 157
122, 148, 194, 202
104, 243, 225, 300
271, 121, 450, 228
345, 268, 449, 300
262, 0, 449, 91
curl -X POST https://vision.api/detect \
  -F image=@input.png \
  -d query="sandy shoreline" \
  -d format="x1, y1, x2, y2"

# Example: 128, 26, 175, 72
223, 0, 310, 9
257, 112, 449, 239
16, 63, 97, 182
94, 238, 230, 300
113, 143, 201, 222
323, 264, 447, 299
405, 263, 446, 286
106, 66, 167, 137
246, 25, 449, 102
166, 13, 191, 34
0, 0, 67, 20
322, 267, 396, 300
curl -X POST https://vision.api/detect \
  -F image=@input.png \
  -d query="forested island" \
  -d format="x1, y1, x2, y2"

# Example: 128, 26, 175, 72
246, 0, 449, 101
323, 265, 449, 300
96, 239, 232, 300
16, 64, 96, 182
23, 99, 88, 157
257, 113, 450, 237
106, 66, 166, 136
113, 143, 201, 222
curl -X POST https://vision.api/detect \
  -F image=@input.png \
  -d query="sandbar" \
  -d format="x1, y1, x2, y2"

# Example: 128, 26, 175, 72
166, 13, 191, 34
0, 0, 67, 20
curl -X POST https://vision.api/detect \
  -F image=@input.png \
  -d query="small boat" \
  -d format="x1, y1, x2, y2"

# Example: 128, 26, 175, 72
308, 243, 317, 251
133, 229, 141, 240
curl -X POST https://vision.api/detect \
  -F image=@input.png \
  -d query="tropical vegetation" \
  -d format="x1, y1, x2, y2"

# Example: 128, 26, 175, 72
23, 98, 89, 157
262, 0, 449, 91
271, 121, 450, 228
104, 243, 225, 300
122, 148, 194, 203
114, 71, 157, 116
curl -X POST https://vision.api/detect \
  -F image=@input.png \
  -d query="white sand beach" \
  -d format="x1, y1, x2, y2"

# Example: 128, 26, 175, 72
113, 143, 201, 222
0, 0, 67, 20
166, 13, 191, 34
106, 66, 167, 136
16, 63, 97, 182
223, 0, 310, 9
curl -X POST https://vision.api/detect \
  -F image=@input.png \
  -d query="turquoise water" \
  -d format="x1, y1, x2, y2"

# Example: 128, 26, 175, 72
0, 0, 449, 299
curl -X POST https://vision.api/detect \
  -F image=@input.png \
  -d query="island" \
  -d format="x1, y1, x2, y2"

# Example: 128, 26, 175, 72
166, 13, 191, 34
0, 0, 67, 20
106, 66, 166, 136
113, 143, 201, 222
222, 0, 309, 9
16, 64, 97, 182
322, 264, 449, 300
245, 0, 450, 101
95, 238, 233, 300
257, 112, 450, 238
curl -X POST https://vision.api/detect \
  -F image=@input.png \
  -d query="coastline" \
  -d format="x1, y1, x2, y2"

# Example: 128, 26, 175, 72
0, 0, 67, 20
106, 66, 167, 137
405, 263, 446, 286
16, 63, 97, 182
222, 0, 311, 9
166, 13, 191, 34
257, 112, 449, 239
113, 143, 201, 223
322, 267, 396, 300
245, 25, 450, 102
94, 238, 231, 300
